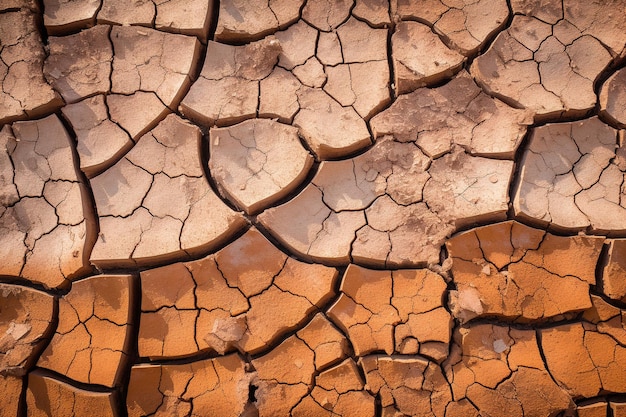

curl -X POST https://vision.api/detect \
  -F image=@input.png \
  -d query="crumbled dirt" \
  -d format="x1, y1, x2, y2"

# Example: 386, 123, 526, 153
2, 0, 626, 415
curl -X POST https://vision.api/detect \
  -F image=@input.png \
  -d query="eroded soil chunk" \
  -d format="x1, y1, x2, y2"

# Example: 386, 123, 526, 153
472, 6, 617, 120
447, 221, 604, 322
0, 284, 55, 375
445, 323, 573, 417
37, 275, 133, 387
0, 11, 62, 124
90, 114, 245, 267
393, 0, 509, 56
513, 117, 626, 233
209, 119, 313, 214
0, 116, 92, 289
127, 354, 250, 417
328, 265, 451, 360
27, 371, 118, 417
138, 227, 337, 358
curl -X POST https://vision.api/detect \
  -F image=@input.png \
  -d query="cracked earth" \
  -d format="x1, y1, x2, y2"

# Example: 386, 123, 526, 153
1, 0, 626, 416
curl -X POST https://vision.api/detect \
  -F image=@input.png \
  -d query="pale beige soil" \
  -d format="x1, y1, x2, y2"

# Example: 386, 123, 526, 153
1, 0, 626, 416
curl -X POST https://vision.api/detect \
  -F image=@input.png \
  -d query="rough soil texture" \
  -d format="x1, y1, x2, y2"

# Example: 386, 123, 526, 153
2, 0, 626, 416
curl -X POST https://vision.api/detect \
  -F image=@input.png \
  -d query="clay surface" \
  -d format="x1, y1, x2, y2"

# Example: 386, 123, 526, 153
127, 354, 249, 417
37, 275, 133, 387
209, 119, 314, 214
513, 117, 626, 233
393, 0, 509, 56
138, 227, 337, 358
447, 221, 604, 322
472, 10, 615, 120
27, 371, 118, 417
89, 114, 245, 267
0, 284, 55, 375
0, 116, 93, 289
44, 26, 112, 104
4, 1, 626, 415
328, 265, 451, 359
0, 10, 62, 124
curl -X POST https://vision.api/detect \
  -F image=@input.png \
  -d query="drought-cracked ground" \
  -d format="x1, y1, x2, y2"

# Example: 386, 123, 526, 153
1, 0, 626, 416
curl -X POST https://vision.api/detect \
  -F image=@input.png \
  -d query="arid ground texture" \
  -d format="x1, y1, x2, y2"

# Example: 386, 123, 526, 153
1, 0, 626, 415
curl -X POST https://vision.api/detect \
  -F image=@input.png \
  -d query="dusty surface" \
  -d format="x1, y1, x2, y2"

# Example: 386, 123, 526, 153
514, 117, 626, 233
2, 0, 626, 415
